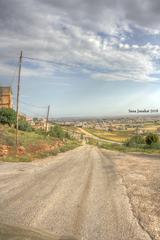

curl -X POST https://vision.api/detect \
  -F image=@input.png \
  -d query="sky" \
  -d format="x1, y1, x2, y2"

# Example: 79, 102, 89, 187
0, 0, 160, 118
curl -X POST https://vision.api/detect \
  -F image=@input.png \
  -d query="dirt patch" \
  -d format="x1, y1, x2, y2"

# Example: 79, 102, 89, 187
28, 141, 64, 153
114, 153, 160, 240
0, 144, 12, 157
17, 146, 26, 155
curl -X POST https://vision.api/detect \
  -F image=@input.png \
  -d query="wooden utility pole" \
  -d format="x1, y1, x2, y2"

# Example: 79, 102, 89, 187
45, 105, 50, 132
16, 51, 23, 152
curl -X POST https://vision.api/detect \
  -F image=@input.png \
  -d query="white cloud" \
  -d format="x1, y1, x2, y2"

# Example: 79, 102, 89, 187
0, 0, 160, 84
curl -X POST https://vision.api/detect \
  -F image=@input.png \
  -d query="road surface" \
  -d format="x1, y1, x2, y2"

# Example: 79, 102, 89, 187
78, 128, 122, 144
0, 145, 151, 240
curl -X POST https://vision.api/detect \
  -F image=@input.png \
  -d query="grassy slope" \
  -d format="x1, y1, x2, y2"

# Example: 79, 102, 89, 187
86, 127, 160, 154
0, 125, 80, 162
88, 138, 160, 154
100, 142, 160, 154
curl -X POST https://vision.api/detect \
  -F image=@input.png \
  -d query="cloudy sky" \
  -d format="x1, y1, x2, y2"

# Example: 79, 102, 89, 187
0, 0, 160, 118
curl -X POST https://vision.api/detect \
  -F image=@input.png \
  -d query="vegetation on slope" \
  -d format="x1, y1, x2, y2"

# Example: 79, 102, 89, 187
0, 108, 81, 162
88, 133, 160, 154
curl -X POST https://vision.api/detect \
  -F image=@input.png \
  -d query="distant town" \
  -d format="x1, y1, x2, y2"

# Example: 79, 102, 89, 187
1, 86, 160, 139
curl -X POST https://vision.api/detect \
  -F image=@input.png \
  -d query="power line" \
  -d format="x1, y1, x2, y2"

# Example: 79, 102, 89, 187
0, 54, 19, 60
23, 56, 76, 68
18, 105, 47, 118
20, 101, 48, 109
10, 60, 19, 87
0, 53, 128, 74
0, 54, 97, 73
12, 97, 48, 109
23, 111, 46, 117
0, 53, 69, 69
23, 56, 100, 73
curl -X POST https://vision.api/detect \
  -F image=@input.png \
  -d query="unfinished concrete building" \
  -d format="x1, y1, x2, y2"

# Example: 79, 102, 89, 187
0, 87, 13, 109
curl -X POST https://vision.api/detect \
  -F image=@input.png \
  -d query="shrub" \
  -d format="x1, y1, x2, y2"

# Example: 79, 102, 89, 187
80, 133, 84, 140
64, 131, 71, 139
150, 142, 160, 149
145, 133, 159, 145
49, 125, 65, 140
125, 135, 145, 147
35, 128, 46, 136
0, 108, 16, 126
18, 119, 33, 132
59, 141, 80, 152
33, 117, 38, 122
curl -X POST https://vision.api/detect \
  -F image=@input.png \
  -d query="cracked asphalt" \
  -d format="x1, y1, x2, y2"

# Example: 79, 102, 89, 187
0, 145, 151, 240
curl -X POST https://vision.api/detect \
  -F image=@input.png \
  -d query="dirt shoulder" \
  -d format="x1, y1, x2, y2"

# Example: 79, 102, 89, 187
112, 151, 160, 240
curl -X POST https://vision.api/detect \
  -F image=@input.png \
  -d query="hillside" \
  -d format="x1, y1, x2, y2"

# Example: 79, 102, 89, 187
0, 125, 80, 162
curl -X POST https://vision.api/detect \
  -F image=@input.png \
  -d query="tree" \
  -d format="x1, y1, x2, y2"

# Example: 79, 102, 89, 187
33, 117, 38, 122
0, 108, 16, 126
49, 125, 65, 140
64, 131, 71, 139
125, 135, 145, 147
145, 133, 159, 145
18, 119, 33, 132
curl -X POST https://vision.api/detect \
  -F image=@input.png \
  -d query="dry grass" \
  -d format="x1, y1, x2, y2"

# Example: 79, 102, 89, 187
86, 128, 134, 143
143, 125, 159, 132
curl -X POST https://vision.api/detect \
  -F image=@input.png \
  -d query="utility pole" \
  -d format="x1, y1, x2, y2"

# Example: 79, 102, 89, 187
16, 50, 23, 153
45, 105, 50, 132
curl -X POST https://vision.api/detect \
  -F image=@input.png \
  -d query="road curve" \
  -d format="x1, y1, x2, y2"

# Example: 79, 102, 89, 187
78, 128, 123, 144
0, 145, 151, 240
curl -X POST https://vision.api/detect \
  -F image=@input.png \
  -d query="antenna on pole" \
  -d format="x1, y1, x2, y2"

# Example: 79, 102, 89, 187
16, 50, 23, 153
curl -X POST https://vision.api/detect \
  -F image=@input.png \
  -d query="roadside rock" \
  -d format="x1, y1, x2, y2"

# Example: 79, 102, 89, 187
0, 145, 9, 157
17, 146, 26, 155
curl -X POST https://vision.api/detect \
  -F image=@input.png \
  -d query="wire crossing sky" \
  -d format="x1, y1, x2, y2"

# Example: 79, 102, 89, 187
0, 0, 160, 117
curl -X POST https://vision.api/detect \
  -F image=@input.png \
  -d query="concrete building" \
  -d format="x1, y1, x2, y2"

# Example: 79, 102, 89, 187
0, 87, 13, 109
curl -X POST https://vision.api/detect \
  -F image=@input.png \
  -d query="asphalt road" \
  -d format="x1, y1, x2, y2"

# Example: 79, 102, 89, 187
0, 145, 151, 240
